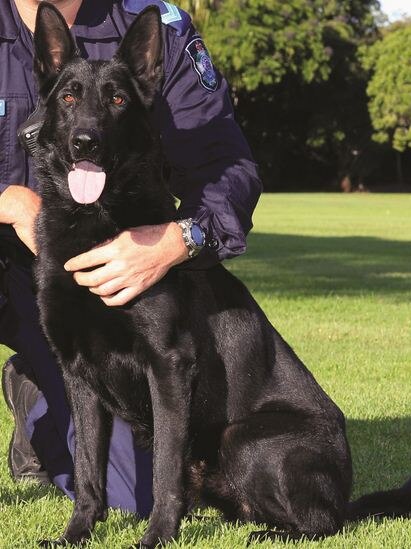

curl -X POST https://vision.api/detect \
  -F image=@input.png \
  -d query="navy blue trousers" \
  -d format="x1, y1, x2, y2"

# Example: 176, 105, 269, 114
0, 258, 153, 517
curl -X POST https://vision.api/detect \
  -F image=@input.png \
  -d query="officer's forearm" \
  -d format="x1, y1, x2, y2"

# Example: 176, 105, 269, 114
0, 186, 41, 253
176, 157, 262, 270
0, 185, 39, 224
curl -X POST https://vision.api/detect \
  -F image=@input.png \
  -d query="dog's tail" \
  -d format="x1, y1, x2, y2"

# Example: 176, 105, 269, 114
346, 478, 411, 521
248, 481, 411, 545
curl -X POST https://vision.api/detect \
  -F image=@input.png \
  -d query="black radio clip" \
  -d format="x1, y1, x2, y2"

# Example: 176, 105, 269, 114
17, 103, 45, 157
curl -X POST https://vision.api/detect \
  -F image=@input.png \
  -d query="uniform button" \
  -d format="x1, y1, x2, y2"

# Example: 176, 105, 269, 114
208, 238, 218, 249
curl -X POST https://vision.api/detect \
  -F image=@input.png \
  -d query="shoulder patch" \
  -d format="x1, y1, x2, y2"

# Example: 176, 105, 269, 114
122, 0, 192, 36
186, 38, 218, 92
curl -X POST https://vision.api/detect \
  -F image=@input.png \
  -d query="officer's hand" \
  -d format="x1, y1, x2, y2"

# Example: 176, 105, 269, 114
64, 222, 188, 306
0, 185, 41, 254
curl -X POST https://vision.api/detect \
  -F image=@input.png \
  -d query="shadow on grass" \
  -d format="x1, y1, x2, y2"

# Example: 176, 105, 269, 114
0, 479, 64, 505
227, 233, 411, 297
347, 416, 411, 497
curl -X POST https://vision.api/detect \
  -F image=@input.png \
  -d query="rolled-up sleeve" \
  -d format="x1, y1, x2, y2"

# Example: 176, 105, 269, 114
157, 25, 262, 269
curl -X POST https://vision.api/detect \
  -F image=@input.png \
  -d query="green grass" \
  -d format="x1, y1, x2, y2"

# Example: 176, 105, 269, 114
1, 193, 410, 548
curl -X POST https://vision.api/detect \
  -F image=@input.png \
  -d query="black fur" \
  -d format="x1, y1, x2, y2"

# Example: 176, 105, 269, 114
347, 482, 411, 522
33, 4, 354, 547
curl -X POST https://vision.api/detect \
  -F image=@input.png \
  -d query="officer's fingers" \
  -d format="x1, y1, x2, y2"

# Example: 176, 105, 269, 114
89, 277, 125, 296
72, 264, 115, 287
100, 286, 140, 307
64, 239, 115, 272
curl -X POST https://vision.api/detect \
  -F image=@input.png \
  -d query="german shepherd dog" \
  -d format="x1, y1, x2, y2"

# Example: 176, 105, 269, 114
31, 4, 408, 548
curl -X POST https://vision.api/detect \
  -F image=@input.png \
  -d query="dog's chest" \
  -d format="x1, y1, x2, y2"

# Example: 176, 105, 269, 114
84, 357, 152, 429
38, 270, 154, 422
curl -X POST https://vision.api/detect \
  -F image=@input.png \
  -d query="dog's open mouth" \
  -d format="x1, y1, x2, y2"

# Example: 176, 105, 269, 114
68, 161, 106, 204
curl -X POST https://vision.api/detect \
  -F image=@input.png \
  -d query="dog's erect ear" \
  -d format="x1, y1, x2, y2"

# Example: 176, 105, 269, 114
34, 2, 77, 85
115, 6, 163, 107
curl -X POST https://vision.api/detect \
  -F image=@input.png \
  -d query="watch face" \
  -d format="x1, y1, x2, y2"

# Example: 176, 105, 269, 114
191, 224, 205, 247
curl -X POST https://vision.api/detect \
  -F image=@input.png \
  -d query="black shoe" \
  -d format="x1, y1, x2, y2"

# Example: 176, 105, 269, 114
2, 355, 51, 484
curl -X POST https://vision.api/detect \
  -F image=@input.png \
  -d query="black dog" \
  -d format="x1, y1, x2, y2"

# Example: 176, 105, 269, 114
33, 4, 353, 547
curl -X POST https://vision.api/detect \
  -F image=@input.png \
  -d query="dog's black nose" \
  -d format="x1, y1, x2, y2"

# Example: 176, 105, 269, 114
72, 130, 101, 156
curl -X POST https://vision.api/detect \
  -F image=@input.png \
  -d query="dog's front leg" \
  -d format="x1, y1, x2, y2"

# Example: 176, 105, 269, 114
40, 368, 112, 547
138, 362, 192, 549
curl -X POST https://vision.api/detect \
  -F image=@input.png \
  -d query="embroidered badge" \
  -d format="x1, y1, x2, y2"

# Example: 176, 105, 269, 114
0, 100, 5, 117
186, 38, 218, 92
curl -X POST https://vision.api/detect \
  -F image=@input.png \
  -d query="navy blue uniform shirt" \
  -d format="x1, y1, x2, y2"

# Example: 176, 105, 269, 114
0, 0, 261, 268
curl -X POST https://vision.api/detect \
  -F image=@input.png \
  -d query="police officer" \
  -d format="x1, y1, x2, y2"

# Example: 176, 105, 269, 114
0, 0, 261, 515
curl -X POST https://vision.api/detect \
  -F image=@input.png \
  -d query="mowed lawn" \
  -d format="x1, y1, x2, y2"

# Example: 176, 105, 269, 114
0, 193, 410, 548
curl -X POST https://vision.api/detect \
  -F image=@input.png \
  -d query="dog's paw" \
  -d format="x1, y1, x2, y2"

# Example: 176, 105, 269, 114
130, 535, 166, 549
38, 540, 69, 547
185, 513, 211, 523
247, 529, 300, 545
38, 537, 86, 547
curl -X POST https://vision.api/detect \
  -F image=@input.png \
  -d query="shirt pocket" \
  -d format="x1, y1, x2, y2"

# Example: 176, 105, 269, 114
0, 94, 30, 186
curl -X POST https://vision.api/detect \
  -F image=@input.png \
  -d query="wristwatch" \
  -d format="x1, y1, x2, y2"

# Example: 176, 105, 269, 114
176, 218, 206, 258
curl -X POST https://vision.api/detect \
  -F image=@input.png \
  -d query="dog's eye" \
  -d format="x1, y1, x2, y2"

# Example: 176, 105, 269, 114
63, 94, 75, 104
111, 95, 125, 106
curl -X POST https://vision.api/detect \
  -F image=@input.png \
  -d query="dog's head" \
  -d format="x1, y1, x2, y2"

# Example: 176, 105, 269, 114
34, 2, 163, 205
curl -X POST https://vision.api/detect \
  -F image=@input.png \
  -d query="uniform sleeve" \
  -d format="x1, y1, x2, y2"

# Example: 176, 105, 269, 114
156, 25, 262, 269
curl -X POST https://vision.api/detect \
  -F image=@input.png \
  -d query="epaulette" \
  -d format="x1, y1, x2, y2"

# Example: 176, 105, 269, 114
122, 0, 192, 37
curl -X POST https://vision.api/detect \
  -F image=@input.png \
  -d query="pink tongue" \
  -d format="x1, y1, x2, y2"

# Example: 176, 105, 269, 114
68, 161, 106, 204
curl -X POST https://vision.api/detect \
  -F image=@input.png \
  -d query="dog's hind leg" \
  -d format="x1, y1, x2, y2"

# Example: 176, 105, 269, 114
39, 367, 112, 547
217, 414, 350, 543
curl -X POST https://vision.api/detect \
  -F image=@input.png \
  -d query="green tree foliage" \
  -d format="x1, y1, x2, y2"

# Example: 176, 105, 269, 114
203, 0, 379, 91
178, 0, 217, 32
361, 22, 411, 153
180, 0, 388, 188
